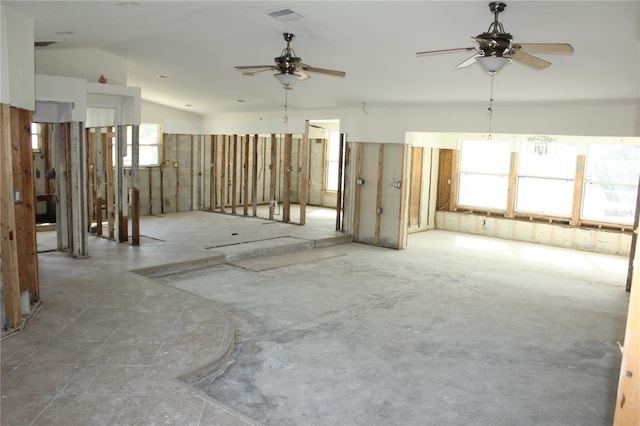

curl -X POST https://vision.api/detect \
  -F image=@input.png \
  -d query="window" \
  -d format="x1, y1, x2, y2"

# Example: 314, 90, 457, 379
325, 132, 341, 192
31, 123, 41, 151
458, 139, 511, 210
121, 123, 162, 167
515, 139, 576, 217
582, 144, 640, 225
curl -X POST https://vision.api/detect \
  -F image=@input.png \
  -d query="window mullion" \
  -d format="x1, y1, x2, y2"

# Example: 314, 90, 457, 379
506, 151, 518, 218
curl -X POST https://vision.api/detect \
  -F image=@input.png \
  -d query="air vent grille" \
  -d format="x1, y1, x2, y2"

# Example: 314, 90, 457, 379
267, 8, 303, 21
35, 41, 58, 47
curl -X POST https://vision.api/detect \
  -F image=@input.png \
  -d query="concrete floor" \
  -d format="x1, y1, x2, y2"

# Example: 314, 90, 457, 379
1, 210, 630, 425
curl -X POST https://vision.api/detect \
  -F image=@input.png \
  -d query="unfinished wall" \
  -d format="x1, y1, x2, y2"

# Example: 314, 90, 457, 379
436, 211, 632, 255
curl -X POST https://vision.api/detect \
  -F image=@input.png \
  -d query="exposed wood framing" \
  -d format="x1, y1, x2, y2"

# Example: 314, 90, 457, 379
131, 125, 140, 246
375, 143, 384, 245
106, 130, 115, 238
70, 122, 88, 256
505, 151, 519, 219
614, 230, 640, 424
436, 149, 453, 211
86, 129, 95, 234
252, 134, 258, 217
627, 176, 640, 292
336, 134, 345, 231
95, 128, 104, 236
450, 150, 459, 212
160, 131, 165, 214
299, 121, 310, 226
0, 104, 23, 328
190, 135, 195, 211
571, 155, 586, 226
243, 134, 249, 216
232, 135, 238, 214
210, 135, 215, 211
269, 134, 277, 220
175, 134, 180, 214
116, 125, 127, 243
283, 133, 292, 223
397, 144, 409, 249
353, 143, 363, 241
409, 147, 424, 228
220, 135, 227, 213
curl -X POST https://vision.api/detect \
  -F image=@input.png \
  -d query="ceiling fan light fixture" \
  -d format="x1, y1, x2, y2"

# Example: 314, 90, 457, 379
274, 72, 300, 88
477, 55, 511, 73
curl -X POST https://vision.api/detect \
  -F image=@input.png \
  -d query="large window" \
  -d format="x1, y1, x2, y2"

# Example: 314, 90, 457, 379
325, 132, 341, 192
31, 123, 42, 151
122, 123, 162, 167
582, 144, 640, 225
515, 139, 577, 217
458, 139, 511, 210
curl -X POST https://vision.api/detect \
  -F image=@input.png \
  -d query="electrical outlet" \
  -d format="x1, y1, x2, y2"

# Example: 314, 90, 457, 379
357, 178, 365, 185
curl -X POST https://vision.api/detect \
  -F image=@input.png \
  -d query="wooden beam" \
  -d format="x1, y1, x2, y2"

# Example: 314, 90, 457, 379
283, 133, 292, 223
86, 129, 95, 234
116, 125, 127, 243
336, 135, 345, 231
614, 231, 640, 425
0, 104, 24, 328
374, 144, 384, 245
220, 135, 227, 213
175, 134, 180, 213
160, 131, 165, 214
449, 149, 459, 212
269, 134, 277, 220
70, 122, 88, 256
252, 134, 258, 217
397, 144, 409, 249
131, 125, 140, 246
505, 151, 518, 218
232, 134, 238, 215
95, 128, 104, 236
570, 155, 586, 226
106, 130, 115, 238
299, 122, 310, 226
243, 134, 249, 216
210, 135, 215, 211
353, 143, 363, 241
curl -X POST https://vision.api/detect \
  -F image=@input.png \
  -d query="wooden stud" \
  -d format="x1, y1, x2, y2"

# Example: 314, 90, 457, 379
374, 143, 384, 245
397, 144, 409, 249
252, 134, 258, 217
95, 128, 104, 236
116, 125, 127, 243
299, 122, 310, 226
232, 135, 238, 214
283, 133, 292, 223
353, 143, 363, 241
449, 149, 459, 212
0, 104, 22, 328
505, 151, 518, 218
220, 135, 227, 213
209, 135, 217, 212
269, 134, 277, 220
614, 232, 640, 425
336, 135, 345, 231
409, 147, 424, 228
70, 122, 88, 256
190, 135, 195, 211
131, 125, 140, 246
106, 129, 115, 239
86, 129, 95, 233
175, 135, 180, 213
160, 131, 165, 214
570, 155, 586, 226
627, 175, 640, 292
244, 134, 250, 216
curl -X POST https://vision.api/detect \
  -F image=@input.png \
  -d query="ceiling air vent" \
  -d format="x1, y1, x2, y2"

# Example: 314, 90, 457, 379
267, 8, 303, 21
35, 41, 58, 47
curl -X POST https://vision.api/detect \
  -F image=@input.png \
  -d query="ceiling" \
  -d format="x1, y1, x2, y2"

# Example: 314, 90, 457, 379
5, 1, 640, 116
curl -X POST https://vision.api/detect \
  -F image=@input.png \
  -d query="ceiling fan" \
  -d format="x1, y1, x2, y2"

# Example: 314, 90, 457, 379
235, 33, 346, 89
416, 2, 574, 73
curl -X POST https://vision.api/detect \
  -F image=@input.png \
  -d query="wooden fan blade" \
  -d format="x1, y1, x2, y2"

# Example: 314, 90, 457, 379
456, 54, 480, 69
416, 47, 477, 57
510, 50, 551, 69
512, 43, 574, 55
235, 65, 275, 71
302, 66, 346, 77
295, 70, 311, 81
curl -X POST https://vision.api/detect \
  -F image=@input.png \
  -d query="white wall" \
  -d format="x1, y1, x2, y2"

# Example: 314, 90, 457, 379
142, 100, 205, 134
34, 74, 87, 122
204, 99, 639, 142
36, 48, 128, 86
0, 6, 35, 110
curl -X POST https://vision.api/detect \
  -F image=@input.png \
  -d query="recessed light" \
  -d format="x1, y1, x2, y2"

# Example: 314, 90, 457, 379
185, 104, 194, 107
116, 2, 140, 6
237, 99, 246, 103
54, 31, 75, 35
157, 74, 168, 79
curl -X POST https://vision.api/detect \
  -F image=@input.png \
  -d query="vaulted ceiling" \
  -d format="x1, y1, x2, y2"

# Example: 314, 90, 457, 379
5, 1, 640, 116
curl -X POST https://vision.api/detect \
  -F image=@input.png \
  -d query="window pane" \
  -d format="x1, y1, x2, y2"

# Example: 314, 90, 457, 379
140, 146, 159, 167
516, 177, 573, 217
458, 173, 508, 210
460, 139, 511, 174
582, 144, 639, 225
519, 141, 576, 178
327, 132, 341, 161
582, 183, 637, 225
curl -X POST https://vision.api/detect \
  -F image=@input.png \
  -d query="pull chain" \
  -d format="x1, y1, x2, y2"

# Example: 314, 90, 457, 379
487, 72, 495, 138
282, 88, 289, 132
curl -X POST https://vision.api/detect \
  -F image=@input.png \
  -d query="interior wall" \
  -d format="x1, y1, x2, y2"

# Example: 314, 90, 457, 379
35, 48, 128, 86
